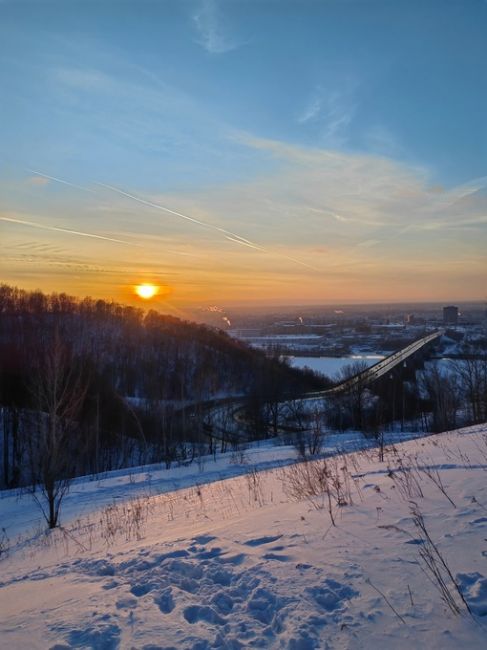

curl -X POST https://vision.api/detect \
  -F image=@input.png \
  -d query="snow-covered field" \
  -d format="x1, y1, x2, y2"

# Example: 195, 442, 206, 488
1, 425, 487, 649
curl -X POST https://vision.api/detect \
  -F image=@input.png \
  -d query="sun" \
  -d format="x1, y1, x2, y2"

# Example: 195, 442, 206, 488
135, 284, 158, 300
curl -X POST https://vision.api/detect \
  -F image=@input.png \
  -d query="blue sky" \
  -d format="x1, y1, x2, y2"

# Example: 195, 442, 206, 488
1, 0, 486, 308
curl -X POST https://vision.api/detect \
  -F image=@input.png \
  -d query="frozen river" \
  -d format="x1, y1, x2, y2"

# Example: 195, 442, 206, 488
288, 354, 385, 379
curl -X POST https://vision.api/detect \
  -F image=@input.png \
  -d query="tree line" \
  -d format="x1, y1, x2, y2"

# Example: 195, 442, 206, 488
0, 285, 326, 515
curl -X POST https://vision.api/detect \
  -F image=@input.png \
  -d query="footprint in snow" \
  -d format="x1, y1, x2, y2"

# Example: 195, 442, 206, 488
243, 535, 282, 547
115, 596, 138, 610
470, 517, 487, 526
130, 582, 154, 597
246, 587, 279, 625
194, 546, 223, 559
183, 604, 226, 625
263, 553, 291, 562
306, 579, 358, 613
456, 572, 487, 616
154, 589, 175, 614
218, 553, 247, 565
61, 622, 121, 649
192, 535, 217, 545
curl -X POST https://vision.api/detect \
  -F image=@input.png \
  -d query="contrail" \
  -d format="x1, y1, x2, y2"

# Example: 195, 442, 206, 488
25, 171, 318, 271
0, 216, 137, 246
277, 254, 319, 271
96, 181, 229, 233
27, 169, 95, 194
97, 182, 317, 271
226, 234, 317, 269
225, 235, 266, 252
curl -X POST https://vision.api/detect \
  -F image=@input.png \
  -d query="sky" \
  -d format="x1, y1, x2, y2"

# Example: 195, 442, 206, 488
1, 0, 486, 313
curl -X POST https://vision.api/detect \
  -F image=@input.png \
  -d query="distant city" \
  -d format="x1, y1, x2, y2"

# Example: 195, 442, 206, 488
195, 302, 487, 363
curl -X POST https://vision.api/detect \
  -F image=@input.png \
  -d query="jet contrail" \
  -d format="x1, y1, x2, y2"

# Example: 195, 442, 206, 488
277, 254, 319, 271
0, 216, 137, 246
27, 169, 95, 194
227, 235, 317, 269
97, 181, 318, 271
225, 235, 266, 252
96, 181, 228, 233
24, 171, 319, 271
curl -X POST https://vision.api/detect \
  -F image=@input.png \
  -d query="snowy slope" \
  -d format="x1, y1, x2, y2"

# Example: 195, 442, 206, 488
1, 425, 487, 649
0, 430, 422, 542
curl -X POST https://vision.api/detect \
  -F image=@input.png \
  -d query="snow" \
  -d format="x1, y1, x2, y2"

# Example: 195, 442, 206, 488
1, 424, 487, 648
0, 431, 420, 542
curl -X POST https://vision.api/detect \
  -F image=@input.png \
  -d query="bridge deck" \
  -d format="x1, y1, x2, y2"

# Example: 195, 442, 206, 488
305, 328, 444, 398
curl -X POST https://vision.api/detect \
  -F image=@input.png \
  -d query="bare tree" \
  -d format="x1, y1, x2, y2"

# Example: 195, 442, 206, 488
294, 407, 326, 459
419, 363, 459, 432
452, 356, 487, 424
337, 360, 370, 430
29, 331, 88, 528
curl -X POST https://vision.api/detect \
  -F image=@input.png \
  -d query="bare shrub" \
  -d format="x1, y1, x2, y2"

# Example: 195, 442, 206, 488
409, 502, 473, 617
99, 496, 152, 547
292, 409, 327, 460
387, 455, 424, 501
414, 458, 456, 507
279, 456, 355, 525
246, 468, 265, 506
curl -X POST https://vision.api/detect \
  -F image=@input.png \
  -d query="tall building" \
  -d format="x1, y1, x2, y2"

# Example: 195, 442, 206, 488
443, 305, 459, 326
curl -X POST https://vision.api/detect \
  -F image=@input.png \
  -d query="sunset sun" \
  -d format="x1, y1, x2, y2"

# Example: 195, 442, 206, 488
135, 283, 158, 300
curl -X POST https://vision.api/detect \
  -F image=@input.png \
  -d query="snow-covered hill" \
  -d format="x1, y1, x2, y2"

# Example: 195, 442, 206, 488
1, 425, 486, 649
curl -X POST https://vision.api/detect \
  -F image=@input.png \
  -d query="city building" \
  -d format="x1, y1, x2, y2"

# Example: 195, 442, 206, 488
443, 305, 459, 326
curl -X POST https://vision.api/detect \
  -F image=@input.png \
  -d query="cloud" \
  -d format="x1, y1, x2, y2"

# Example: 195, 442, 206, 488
297, 85, 356, 146
10, 240, 66, 256
164, 134, 486, 291
364, 125, 404, 159
53, 67, 113, 92
7, 129, 486, 302
192, 0, 241, 54
356, 239, 381, 248
27, 169, 94, 193
47, 60, 239, 185
96, 181, 316, 270
26, 175, 49, 187
298, 96, 324, 124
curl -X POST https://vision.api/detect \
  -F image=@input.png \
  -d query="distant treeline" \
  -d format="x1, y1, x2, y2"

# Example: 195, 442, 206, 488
0, 284, 328, 489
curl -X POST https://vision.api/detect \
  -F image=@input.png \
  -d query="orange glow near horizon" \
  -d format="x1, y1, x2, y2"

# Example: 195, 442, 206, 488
135, 283, 158, 300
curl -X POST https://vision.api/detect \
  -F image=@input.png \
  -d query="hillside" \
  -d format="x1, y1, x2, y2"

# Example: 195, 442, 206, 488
1, 424, 486, 648
0, 284, 327, 490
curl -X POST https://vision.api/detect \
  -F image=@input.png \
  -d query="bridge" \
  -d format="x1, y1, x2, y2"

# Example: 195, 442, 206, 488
304, 328, 445, 399
206, 329, 445, 441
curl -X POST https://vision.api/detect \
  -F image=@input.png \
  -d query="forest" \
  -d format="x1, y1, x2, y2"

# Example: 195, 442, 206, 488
0, 284, 327, 498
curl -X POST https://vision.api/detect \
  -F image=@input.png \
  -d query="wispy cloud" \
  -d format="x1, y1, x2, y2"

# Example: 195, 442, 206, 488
27, 169, 95, 194
364, 125, 404, 159
7, 133, 486, 303
298, 95, 323, 124
180, 134, 486, 291
26, 175, 49, 187
96, 181, 317, 270
298, 85, 356, 146
192, 0, 241, 54
356, 239, 382, 248
0, 215, 137, 246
